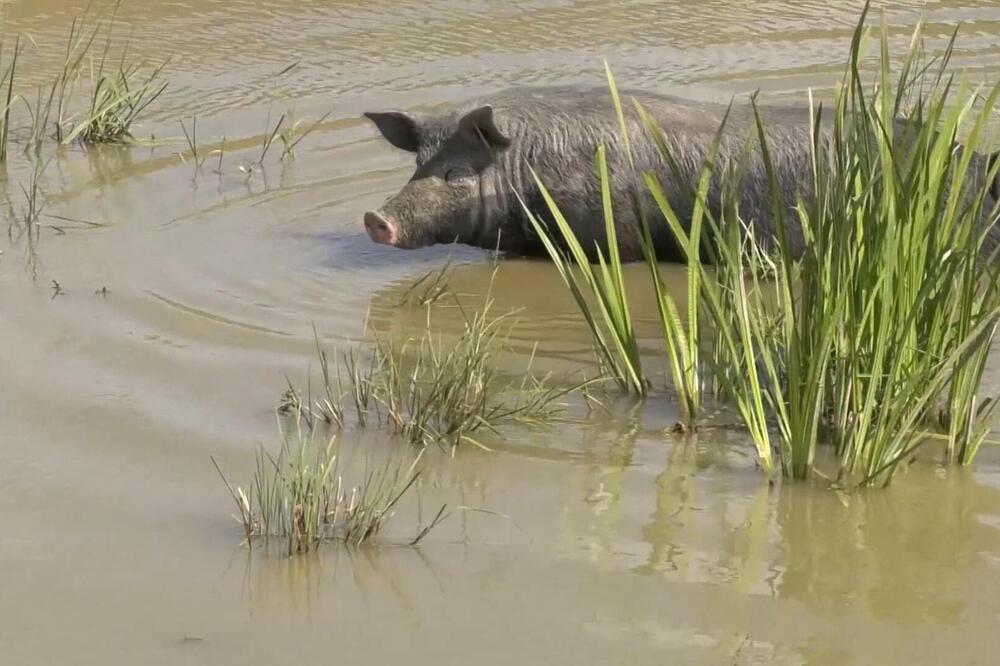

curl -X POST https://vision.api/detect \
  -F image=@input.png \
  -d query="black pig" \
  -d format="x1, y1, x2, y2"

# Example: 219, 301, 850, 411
364, 86, 1000, 261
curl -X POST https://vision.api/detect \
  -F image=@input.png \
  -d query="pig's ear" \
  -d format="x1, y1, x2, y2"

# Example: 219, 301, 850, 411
364, 111, 420, 153
459, 105, 511, 150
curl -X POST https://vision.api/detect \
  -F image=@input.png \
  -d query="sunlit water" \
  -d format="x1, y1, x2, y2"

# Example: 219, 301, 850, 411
2, 1, 1000, 664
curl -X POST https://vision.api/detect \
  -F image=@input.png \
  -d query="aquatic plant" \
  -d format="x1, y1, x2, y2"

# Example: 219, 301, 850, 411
64, 56, 168, 144
527, 2, 1000, 485
278, 108, 334, 161
614, 65, 714, 426
255, 109, 286, 164
179, 116, 203, 171
2, 3, 335, 171
521, 66, 717, 429
4, 157, 50, 238
24, 14, 107, 151
711, 8, 1000, 485
398, 259, 454, 307
212, 416, 444, 553
1, 4, 168, 151
520, 145, 645, 397
283, 266, 591, 451
0, 36, 20, 163
370, 286, 579, 450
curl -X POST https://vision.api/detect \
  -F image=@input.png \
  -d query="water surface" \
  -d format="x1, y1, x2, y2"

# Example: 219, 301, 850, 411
2, 1, 1000, 664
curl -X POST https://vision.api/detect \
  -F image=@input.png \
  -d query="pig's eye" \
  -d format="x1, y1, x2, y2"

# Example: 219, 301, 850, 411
444, 168, 468, 183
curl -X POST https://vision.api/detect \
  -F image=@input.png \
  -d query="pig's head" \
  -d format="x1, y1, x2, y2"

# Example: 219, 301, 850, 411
363, 105, 511, 249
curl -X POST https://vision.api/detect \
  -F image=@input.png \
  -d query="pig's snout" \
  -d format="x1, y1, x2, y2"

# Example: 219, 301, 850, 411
364, 211, 398, 246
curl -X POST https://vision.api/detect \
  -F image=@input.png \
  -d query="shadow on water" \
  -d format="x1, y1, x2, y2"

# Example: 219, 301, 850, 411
308, 231, 493, 272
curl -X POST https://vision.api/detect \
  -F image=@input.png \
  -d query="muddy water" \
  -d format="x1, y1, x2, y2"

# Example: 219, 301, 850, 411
2, 1, 1000, 664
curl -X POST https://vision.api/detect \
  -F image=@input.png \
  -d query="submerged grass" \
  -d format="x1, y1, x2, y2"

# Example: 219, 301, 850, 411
284, 265, 593, 451
212, 416, 441, 553
371, 292, 578, 450
527, 2, 1000, 485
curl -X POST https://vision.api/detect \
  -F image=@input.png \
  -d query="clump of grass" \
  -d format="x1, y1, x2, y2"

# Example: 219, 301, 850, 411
212, 417, 442, 554
699, 8, 1000, 485
617, 63, 715, 426
4, 6, 331, 169
276, 328, 378, 429
285, 266, 592, 451
315, 333, 377, 428
8, 5, 169, 149
371, 291, 577, 450
64, 51, 168, 144
527, 2, 1000, 485
23, 14, 106, 152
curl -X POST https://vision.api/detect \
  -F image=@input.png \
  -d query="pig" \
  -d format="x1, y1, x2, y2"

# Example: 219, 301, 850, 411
363, 86, 1000, 262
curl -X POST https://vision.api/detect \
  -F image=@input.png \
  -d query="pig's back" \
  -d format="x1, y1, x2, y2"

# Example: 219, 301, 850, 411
477, 85, 813, 137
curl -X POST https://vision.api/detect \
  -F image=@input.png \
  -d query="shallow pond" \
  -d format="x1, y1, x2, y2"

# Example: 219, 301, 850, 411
2, 1, 1000, 664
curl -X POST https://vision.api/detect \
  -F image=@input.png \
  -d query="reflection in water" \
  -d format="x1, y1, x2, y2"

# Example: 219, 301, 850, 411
638, 439, 703, 576
775, 467, 1000, 624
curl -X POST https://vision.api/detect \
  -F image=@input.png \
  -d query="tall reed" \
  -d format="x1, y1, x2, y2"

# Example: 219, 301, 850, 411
24, 16, 105, 151
520, 148, 645, 395
1, 36, 20, 163
526, 2, 1000, 484
665, 7, 1000, 484
521, 67, 723, 428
